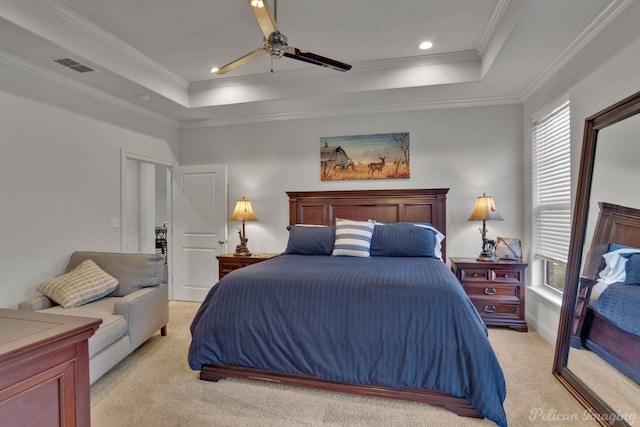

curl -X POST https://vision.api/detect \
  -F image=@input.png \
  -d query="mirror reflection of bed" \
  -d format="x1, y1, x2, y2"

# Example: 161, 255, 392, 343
568, 202, 640, 423
560, 104, 640, 425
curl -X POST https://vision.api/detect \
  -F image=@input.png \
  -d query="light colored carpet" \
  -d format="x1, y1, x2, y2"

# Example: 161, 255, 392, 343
91, 301, 597, 426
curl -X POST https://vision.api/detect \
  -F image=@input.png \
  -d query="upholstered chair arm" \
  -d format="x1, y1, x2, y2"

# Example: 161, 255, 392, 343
18, 294, 56, 311
114, 283, 169, 351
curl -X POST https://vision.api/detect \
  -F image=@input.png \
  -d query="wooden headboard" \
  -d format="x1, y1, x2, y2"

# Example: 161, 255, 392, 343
287, 188, 449, 259
583, 202, 640, 280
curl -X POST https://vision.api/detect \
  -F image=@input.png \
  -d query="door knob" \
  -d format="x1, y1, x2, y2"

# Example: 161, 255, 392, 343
218, 239, 226, 244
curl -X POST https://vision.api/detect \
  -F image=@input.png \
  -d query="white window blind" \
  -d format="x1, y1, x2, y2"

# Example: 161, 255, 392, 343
532, 100, 571, 264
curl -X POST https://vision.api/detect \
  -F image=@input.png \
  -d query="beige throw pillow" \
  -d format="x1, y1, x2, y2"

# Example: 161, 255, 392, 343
37, 259, 119, 308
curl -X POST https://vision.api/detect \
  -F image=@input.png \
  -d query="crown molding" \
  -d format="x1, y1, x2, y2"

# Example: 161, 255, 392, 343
40, 2, 189, 91
0, 49, 179, 128
476, 0, 511, 57
180, 95, 521, 129
519, 0, 632, 101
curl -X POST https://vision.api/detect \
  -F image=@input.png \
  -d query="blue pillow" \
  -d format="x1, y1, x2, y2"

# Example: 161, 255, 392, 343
624, 253, 640, 285
608, 243, 631, 252
370, 222, 436, 257
284, 225, 335, 256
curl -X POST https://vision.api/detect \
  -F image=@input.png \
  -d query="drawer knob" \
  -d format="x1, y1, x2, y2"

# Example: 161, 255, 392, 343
473, 273, 479, 277
484, 305, 497, 313
484, 287, 497, 295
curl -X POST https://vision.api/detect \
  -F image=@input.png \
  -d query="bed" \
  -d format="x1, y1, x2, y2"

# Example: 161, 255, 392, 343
572, 202, 640, 384
188, 189, 507, 426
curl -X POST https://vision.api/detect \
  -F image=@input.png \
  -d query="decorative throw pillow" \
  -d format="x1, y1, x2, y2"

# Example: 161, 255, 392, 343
332, 218, 375, 257
624, 253, 640, 285
37, 259, 119, 308
370, 222, 437, 257
284, 225, 335, 255
65, 251, 164, 297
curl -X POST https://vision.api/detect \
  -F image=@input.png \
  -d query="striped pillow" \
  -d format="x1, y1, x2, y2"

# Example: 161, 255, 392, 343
37, 259, 119, 308
332, 218, 375, 257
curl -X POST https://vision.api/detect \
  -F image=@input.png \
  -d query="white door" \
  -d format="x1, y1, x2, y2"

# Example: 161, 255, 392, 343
171, 164, 227, 301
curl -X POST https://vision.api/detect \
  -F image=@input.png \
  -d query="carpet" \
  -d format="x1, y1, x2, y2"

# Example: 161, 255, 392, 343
91, 301, 596, 426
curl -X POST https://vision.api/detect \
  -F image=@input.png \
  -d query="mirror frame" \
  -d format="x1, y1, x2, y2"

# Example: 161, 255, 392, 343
553, 90, 640, 427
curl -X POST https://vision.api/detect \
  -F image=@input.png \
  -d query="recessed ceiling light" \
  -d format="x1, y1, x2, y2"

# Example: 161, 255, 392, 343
419, 41, 433, 50
210, 67, 219, 74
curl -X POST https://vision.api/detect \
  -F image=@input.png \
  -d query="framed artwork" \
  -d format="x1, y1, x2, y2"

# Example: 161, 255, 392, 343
496, 237, 523, 260
320, 132, 410, 181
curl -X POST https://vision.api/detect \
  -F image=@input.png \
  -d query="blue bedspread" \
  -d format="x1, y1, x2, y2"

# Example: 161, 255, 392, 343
594, 282, 640, 337
189, 255, 507, 426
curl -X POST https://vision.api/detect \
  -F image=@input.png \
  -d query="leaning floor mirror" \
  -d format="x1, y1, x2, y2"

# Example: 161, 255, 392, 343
553, 90, 640, 427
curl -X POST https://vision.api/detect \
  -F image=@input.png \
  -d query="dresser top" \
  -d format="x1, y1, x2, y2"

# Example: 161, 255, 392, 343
450, 257, 527, 267
0, 309, 100, 356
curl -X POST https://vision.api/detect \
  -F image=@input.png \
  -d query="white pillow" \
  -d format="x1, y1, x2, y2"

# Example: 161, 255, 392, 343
37, 259, 119, 308
332, 218, 375, 257
597, 248, 640, 285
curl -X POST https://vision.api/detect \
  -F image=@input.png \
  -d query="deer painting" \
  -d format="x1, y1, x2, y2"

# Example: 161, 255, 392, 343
367, 156, 386, 176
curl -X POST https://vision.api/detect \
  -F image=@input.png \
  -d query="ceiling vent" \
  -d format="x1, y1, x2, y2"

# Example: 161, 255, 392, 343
53, 57, 95, 73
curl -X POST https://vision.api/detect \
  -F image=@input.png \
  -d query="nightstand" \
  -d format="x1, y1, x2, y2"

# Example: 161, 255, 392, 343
450, 257, 528, 332
217, 253, 279, 280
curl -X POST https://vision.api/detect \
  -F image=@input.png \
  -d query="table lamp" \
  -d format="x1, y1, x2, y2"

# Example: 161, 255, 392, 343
467, 193, 503, 262
229, 197, 257, 256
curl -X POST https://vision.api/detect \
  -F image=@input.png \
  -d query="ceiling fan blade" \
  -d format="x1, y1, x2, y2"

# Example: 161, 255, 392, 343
284, 47, 352, 72
248, 0, 278, 39
214, 48, 266, 74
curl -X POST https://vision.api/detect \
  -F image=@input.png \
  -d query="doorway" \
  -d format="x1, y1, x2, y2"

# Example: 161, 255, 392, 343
121, 150, 175, 292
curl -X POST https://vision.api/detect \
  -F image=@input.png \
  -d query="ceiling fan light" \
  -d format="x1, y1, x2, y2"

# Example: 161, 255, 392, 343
210, 67, 219, 74
250, 0, 264, 8
419, 41, 433, 50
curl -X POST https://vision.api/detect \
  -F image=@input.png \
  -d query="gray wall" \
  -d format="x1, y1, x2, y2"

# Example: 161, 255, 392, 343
180, 105, 524, 259
0, 88, 178, 308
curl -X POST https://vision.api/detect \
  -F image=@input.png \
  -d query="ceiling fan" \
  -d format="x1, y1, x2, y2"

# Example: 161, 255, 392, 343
213, 0, 352, 75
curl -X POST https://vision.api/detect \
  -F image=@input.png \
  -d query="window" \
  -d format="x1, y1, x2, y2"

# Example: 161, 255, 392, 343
532, 99, 571, 292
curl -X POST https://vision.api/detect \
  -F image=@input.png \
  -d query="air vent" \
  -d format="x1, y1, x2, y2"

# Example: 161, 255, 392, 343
53, 57, 95, 73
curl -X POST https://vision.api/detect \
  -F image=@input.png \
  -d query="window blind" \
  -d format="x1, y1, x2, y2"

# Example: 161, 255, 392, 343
532, 100, 571, 264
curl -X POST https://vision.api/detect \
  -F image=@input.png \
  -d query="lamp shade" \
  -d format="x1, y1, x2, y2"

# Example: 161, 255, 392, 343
229, 198, 257, 221
467, 193, 503, 222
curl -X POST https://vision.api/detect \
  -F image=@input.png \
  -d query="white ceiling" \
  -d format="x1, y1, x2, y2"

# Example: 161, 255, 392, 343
0, 0, 629, 126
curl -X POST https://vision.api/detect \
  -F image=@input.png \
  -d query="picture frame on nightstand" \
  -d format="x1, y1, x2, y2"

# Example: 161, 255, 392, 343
495, 237, 522, 261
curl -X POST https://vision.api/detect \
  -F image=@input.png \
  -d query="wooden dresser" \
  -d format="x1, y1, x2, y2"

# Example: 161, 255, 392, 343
216, 253, 280, 279
0, 309, 101, 427
450, 257, 528, 332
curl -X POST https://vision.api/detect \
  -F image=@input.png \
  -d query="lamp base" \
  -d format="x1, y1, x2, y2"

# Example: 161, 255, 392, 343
233, 224, 251, 256
476, 255, 499, 262
233, 246, 252, 256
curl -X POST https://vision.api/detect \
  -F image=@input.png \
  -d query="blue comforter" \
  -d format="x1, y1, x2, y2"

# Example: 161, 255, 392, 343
189, 255, 507, 426
594, 282, 640, 337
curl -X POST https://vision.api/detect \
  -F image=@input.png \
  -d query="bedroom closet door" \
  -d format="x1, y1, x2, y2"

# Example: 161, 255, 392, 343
171, 164, 227, 301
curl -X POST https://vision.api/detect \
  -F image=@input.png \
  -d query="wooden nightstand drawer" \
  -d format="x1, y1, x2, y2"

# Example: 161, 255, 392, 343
492, 269, 523, 284
470, 300, 523, 321
221, 260, 245, 272
458, 267, 493, 283
217, 253, 279, 280
450, 257, 528, 332
462, 284, 520, 299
